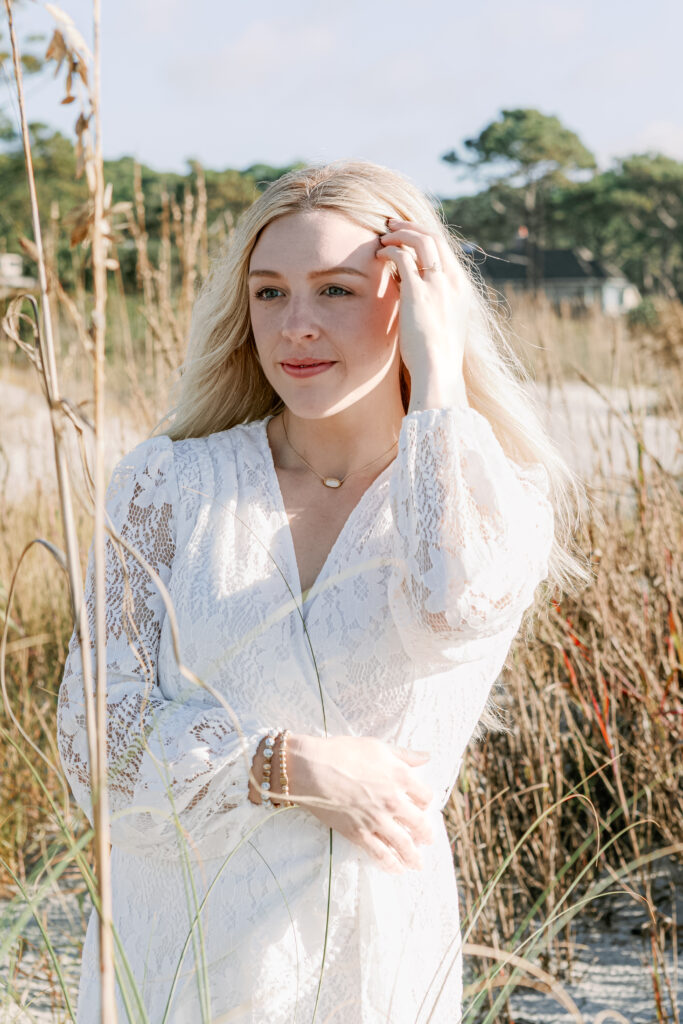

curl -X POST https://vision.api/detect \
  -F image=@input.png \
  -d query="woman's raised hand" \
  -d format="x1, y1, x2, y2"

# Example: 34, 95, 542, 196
284, 733, 435, 874
375, 217, 470, 410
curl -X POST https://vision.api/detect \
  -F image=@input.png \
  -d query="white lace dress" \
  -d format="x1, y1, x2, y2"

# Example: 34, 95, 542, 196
58, 404, 554, 1024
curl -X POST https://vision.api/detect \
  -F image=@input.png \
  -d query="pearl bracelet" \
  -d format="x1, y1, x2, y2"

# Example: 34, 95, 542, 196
260, 728, 279, 809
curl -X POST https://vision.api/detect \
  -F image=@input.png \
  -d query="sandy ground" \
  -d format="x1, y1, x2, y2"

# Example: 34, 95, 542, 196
534, 379, 680, 480
0, 860, 681, 1022
0, 871, 85, 1023
0, 378, 141, 508
0, 375, 680, 509
504, 856, 683, 1023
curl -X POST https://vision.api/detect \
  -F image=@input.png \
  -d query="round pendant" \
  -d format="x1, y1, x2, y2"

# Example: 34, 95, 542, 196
323, 477, 342, 488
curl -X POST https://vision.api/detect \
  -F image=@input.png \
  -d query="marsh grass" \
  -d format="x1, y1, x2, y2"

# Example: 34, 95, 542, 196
451, 304, 683, 1021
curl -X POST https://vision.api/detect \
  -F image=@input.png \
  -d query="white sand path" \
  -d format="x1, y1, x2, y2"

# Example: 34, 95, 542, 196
0, 376, 680, 509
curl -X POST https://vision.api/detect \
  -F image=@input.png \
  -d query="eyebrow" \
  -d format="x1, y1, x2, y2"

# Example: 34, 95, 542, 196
248, 265, 370, 280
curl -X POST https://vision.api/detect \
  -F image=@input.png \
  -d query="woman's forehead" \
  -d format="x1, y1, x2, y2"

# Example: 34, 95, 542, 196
254, 209, 375, 249
250, 210, 378, 269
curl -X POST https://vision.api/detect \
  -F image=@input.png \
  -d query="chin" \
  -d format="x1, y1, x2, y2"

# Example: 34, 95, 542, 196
279, 397, 345, 421
272, 366, 397, 421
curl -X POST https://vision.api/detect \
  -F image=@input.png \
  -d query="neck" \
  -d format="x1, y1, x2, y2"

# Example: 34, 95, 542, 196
273, 391, 405, 482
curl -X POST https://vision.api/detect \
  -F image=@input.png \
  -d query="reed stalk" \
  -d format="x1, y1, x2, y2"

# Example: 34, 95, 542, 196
2, 2, 116, 1019
90, 1, 117, 1018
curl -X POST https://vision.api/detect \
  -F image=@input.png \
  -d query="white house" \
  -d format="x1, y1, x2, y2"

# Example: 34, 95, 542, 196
473, 241, 641, 316
0, 253, 38, 300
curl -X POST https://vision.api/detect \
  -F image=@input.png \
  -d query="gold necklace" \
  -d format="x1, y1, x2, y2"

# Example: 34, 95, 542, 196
280, 411, 399, 488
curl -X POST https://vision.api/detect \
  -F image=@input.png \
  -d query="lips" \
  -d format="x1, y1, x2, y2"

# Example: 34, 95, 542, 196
281, 360, 333, 367
281, 360, 336, 378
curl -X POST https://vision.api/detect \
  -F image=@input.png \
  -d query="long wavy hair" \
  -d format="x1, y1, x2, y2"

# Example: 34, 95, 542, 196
160, 158, 592, 611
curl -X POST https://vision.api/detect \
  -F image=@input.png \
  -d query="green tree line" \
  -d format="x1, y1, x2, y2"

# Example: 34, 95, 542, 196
1, 49, 682, 302
442, 109, 683, 301
0, 120, 303, 285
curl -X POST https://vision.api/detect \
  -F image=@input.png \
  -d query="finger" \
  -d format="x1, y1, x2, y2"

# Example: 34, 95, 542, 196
375, 245, 423, 292
376, 819, 423, 871
361, 830, 404, 873
394, 800, 435, 846
386, 219, 453, 272
385, 223, 471, 296
387, 218, 436, 236
405, 781, 434, 812
380, 228, 441, 272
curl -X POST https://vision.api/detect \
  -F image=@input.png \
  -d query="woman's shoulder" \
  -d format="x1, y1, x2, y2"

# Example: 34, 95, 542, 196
174, 416, 268, 468
176, 416, 271, 496
110, 417, 269, 501
108, 433, 175, 492
101, 435, 179, 522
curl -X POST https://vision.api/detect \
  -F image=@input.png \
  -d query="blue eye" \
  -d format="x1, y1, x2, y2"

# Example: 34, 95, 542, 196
253, 285, 352, 301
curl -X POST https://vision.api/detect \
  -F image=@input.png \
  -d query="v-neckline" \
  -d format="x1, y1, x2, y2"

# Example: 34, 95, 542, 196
258, 414, 396, 615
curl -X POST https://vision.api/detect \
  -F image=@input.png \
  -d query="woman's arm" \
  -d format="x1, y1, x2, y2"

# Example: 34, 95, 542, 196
57, 436, 272, 860
376, 220, 554, 667
386, 394, 554, 666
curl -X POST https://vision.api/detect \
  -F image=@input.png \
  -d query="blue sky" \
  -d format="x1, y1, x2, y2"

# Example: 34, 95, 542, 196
5, 0, 682, 198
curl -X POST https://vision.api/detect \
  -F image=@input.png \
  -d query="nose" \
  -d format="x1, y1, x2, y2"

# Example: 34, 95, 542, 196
280, 296, 321, 343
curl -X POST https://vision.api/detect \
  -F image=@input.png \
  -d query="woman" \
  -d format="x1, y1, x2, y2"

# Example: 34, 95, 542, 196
58, 159, 586, 1023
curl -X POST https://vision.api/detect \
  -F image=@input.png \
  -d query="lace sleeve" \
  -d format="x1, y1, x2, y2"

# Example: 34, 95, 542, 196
387, 405, 555, 665
57, 436, 270, 859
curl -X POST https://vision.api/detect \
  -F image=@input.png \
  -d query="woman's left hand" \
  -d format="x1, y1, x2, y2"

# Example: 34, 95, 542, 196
376, 217, 470, 409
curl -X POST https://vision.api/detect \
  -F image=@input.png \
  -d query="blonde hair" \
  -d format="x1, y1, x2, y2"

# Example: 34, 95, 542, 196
161, 158, 591, 608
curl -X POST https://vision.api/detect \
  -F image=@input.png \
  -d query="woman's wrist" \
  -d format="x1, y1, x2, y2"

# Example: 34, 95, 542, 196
248, 731, 313, 806
407, 367, 468, 412
281, 732, 314, 801
247, 735, 268, 804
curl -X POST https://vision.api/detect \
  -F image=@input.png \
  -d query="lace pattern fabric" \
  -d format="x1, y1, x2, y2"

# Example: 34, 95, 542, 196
59, 438, 272, 858
58, 404, 554, 1023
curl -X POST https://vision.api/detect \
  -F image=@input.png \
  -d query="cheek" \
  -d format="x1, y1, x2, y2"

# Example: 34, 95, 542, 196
248, 302, 274, 345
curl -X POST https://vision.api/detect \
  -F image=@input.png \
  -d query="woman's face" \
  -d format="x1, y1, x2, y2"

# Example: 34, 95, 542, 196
247, 209, 401, 419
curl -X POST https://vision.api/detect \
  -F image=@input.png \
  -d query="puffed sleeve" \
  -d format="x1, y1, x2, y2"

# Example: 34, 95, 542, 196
57, 436, 271, 859
387, 405, 555, 666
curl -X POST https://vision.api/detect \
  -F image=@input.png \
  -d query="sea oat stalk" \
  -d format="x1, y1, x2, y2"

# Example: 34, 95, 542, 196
2, 2, 117, 1019
89, 0, 117, 1018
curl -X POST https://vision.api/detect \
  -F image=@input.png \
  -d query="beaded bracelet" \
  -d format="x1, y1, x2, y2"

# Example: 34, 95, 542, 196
275, 729, 294, 808
260, 728, 279, 809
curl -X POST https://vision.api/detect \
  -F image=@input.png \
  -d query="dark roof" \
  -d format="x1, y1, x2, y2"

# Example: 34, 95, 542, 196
468, 242, 625, 283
